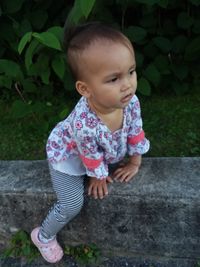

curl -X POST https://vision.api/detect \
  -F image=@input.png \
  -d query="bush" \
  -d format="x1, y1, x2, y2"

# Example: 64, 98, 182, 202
0, 0, 199, 128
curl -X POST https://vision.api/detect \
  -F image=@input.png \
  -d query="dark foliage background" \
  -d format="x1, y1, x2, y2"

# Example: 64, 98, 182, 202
0, 0, 199, 159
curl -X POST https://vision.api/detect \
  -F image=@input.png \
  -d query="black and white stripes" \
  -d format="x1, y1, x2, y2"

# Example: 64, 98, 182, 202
39, 165, 86, 240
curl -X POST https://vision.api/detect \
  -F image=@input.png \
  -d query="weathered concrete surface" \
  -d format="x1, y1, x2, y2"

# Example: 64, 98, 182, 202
0, 158, 200, 266
0, 255, 198, 267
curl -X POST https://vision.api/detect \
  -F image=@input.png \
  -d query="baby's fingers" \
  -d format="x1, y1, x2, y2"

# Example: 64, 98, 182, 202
114, 169, 125, 181
113, 167, 123, 175
88, 184, 98, 199
97, 183, 108, 199
88, 184, 92, 196
97, 186, 104, 199
106, 176, 113, 183
119, 172, 130, 182
123, 168, 139, 182
124, 174, 134, 183
102, 183, 109, 197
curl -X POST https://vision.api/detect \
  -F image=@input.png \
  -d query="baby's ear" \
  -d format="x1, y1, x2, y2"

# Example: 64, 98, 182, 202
75, 80, 91, 98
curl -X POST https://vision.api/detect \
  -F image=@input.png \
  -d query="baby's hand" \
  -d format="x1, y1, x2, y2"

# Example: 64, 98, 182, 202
113, 162, 140, 183
88, 176, 113, 199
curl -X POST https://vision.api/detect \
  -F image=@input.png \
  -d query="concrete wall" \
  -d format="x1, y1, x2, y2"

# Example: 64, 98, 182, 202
0, 158, 199, 265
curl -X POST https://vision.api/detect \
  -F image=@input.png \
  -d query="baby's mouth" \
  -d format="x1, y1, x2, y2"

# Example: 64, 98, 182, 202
121, 93, 132, 103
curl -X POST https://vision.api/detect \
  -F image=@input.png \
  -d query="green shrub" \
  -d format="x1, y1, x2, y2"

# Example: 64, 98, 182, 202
0, 0, 199, 127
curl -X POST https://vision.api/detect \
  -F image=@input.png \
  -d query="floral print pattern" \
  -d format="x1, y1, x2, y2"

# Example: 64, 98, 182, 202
47, 95, 150, 179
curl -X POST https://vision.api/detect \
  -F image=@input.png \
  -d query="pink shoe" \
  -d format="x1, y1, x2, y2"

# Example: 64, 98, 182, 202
31, 227, 64, 263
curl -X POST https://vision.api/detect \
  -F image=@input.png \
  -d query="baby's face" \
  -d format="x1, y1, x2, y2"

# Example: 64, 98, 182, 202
79, 40, 137, 113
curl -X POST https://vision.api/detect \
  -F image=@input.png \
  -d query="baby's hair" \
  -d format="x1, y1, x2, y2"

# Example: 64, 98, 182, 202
64, 21, 133, 81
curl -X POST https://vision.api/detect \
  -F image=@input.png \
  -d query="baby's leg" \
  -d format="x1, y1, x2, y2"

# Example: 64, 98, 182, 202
39, 165, 85, 240
31, 165, 85, 263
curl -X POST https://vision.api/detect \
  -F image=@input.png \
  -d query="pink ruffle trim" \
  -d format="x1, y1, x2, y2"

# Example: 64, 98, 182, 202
127, 130, 145, 145
80, 155, 103, 169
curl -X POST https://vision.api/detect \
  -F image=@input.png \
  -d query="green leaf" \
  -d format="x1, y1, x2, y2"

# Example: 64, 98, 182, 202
163, 19, 177, 35
153, 37, 171, 53
2, 247, 14, 258
27, 53, 49, 77
12, 230, 28, 243
0, 59, 23, 80
22, 245, 31, 256
80, 0, 96, 18
0, 22, 15, 42
171, 64, 189, 81
65, 1, 83, 25
11, 100, 32, 118
13, 19, 32, 37
1, 0, 25, 14
192, 19, 200, 34
172, 81, 189, 95
27, 63, 39, 76
138, 77, 151, 95
52, 56, 65, 79
87, 251, 93, 258
37, 53, 49, 71
31, 101, 49, 114
18, 32, 32, 54
0, 75, 12, 89
125, 26, 147, 43
35, 54, 50, 84
30, 10, 48, 30
135, 51, 144, 68
59, 107, 70, 120
17, 19, 32, 37
32, 32, 61, 51
144, 63, 161, 86
177, 12, 194, 29
21, 79, 38, 92
158, 0, 169, 8
185, 37, 200, 61
139, 14, 157, 28
143, 42, 159, 59
47, 26, 64, 42
190, 63, 200, 78
189, 0, 200, 6
63, 72, 75, 92
171, 35, 188, 54
0, 47, 5, 58
135, 0, 158, 5
41, 68, 50, 84
154, 54, 169, 74
25, 39, 39, 69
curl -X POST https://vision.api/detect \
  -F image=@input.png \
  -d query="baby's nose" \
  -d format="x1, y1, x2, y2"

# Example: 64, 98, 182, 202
121, 78, 132, 91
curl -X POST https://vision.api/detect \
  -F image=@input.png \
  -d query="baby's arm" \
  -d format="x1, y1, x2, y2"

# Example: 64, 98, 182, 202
113, 155, 141, 183
88, 176, 113, 199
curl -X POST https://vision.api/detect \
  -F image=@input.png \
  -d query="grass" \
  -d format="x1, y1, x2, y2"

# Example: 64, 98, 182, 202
141, 87, 200, 157
0, 113, 47, 160
0, 88, 200, 160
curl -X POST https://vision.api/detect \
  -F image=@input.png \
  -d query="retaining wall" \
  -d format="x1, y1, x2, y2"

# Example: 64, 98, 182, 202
0, 158, 199, 266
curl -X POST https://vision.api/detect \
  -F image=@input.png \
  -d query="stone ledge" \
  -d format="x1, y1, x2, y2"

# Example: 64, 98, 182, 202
0, 158, 200, 266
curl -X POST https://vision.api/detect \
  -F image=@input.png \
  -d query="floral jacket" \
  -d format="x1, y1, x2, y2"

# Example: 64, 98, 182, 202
46, 95, 150, 179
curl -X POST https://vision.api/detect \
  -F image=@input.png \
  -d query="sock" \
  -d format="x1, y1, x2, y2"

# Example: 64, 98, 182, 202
38, 230, 55, 244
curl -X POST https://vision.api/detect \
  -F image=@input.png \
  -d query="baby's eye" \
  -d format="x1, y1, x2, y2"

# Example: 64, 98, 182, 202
129, 69, 135, 75
108, 77, 118, 83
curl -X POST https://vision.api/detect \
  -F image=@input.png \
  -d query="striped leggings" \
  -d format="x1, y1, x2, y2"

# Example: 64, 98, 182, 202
39, 165, 86, 240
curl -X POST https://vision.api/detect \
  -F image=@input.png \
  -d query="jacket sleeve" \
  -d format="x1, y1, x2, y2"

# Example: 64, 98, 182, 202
127, 96, 150, 156
46, 121, 71, 164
